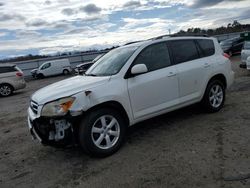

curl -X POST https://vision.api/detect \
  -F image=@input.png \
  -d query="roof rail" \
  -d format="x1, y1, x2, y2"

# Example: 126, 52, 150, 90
170, 33, 209, 37
149, 34, 171, 40
124, 40, 144, 46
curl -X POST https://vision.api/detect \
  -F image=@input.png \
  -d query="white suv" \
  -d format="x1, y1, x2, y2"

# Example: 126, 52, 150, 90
28, 36, 234, 157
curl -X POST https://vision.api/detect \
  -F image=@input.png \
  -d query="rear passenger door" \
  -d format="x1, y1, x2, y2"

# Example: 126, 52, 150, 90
168, 39, 215, 103
127, 42, 179, 119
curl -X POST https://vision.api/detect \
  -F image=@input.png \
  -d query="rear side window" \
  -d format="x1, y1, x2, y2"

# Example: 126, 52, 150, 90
0, 66, 16, 73
196, 39, 215, 57
170, 40, 199, 64
134, 42, 171, 72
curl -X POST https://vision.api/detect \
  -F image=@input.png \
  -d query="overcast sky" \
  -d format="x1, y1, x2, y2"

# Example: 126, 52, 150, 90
0, 0, 250, 59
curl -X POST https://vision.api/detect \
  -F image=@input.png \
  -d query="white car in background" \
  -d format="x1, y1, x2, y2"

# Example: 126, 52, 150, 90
241, 41, 250, 69
31, 58, 71, 78
28, 36, 234, 157
0, 64, 26, 96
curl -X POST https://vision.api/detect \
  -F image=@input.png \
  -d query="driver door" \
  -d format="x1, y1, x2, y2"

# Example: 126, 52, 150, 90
127, 42, 179, 119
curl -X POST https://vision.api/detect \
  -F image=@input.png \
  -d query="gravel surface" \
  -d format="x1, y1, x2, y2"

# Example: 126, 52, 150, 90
0, 56, 250, 188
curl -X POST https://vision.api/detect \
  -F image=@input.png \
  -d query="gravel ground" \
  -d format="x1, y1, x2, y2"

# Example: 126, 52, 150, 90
0, 56, 250, 188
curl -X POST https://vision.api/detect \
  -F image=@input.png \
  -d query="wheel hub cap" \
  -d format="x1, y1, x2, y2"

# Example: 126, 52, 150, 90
91, 115, 120, 150
0, 86, 11, 96
209, 85, 223, 108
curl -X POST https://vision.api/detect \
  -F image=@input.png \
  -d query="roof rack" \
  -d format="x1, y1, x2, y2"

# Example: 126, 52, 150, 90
124, 40, 144, 46
170, 33, 209, 37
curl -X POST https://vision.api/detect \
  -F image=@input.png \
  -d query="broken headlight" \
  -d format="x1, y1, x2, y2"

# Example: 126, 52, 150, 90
41, 97, 75, 117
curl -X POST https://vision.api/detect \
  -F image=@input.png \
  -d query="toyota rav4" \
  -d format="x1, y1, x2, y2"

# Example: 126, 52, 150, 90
28, 36, 234, 157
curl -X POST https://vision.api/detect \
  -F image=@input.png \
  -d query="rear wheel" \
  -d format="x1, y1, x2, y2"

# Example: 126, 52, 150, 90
78, 108, 127, 157
63, 69, 70, 75
0, 84, 13, 97
202, 80, 225, 112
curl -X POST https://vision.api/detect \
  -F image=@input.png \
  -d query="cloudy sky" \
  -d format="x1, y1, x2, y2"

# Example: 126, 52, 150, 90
0, 0, 250, 59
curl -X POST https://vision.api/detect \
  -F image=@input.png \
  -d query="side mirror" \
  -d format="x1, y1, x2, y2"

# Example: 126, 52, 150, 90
131, 64, 148, 75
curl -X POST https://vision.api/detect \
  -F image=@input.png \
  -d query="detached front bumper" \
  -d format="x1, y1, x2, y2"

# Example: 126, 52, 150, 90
28, 107, 80, 147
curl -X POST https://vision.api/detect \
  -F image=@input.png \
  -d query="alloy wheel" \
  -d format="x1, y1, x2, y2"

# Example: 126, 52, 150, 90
0, 85, 12, 96
209, 84, 223, 108
91, 115, 120, 150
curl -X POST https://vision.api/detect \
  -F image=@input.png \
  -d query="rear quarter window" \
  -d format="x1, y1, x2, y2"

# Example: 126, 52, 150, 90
196, 39, 215, 57
170, 40, 199, 64
0, 66, 16, 74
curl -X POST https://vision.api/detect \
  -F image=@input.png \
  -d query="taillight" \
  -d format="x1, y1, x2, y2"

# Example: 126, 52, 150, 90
16, 72, 23, 77
223, 53, 230, 59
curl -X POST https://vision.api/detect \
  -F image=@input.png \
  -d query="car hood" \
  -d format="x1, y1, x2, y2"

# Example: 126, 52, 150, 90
32, 75, 110, 104
31, 69, 38, 73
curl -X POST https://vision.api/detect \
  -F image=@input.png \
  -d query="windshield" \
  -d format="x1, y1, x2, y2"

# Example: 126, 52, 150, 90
220, 39, 233, 46
243, 41, 250, 49
86, 46, 137, 76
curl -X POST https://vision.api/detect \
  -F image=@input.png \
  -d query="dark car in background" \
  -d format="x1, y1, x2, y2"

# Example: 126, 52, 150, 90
75, 54, 104, 75
220, 37, 244, 56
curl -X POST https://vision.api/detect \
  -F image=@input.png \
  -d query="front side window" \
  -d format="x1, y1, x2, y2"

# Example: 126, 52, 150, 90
41, 63, 51, 70
170, 40, 199, 64
86, 46, 137, 76
133, 42, 171, 72
196, 39, 215, 57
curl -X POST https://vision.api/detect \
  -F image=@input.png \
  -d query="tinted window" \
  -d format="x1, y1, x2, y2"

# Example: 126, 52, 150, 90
196, 39, 215, 57
134, 43, 171, 72
0, 66, 16, 73
170, 40, 199, 64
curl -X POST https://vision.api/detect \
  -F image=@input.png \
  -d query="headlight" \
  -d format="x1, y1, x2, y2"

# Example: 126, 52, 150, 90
41, 97, 75, 117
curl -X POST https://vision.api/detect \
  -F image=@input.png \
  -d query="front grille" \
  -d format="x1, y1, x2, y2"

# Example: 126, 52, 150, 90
30, 100, 38, 114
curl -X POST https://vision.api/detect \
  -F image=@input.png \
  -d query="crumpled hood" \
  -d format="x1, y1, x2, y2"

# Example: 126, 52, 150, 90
32, 75, 110, 104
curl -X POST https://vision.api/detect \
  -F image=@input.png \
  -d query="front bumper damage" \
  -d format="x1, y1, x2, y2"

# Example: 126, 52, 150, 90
28, 107, 81, 147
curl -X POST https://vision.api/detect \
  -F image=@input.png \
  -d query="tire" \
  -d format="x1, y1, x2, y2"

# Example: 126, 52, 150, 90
202, 79, 225, 113
37, 73, 44, 79
78, 108, 127, 157
0, 84, 13, 97
63, 69, 70, 75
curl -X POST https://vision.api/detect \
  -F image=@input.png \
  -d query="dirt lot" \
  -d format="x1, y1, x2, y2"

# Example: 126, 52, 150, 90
0, 56, 250, 188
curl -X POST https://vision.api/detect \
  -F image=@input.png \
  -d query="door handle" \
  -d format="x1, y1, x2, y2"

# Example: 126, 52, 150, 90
167, 72, 177, 77
204, 63, 210, 68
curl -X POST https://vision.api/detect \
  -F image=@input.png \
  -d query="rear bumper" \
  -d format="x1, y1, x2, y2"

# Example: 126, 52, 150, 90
239, 64, 247, 69
14, 80, 26, 90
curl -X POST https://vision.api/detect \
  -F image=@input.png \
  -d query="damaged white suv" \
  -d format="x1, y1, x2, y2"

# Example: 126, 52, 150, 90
28, 36, 234, 157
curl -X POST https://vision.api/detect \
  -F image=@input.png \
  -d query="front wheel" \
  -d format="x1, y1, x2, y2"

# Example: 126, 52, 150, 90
78, 108, 127, 157
202, 80, 225, 113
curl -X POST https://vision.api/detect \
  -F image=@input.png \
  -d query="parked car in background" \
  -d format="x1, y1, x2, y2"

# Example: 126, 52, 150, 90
75, 54, 104, 75
220, 37, 244, 56
240, 41, 250, 68
31, 58, 71, 78
28, 36, 234, 157
0, 64, 26, 96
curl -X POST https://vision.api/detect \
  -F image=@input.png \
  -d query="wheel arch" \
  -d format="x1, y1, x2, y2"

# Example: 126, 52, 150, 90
0, 82, 14, 90
208, 74, 227, 89
85, 100, 130, 126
